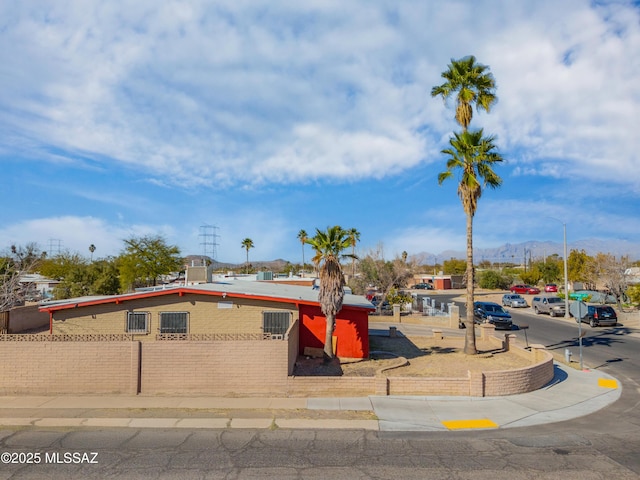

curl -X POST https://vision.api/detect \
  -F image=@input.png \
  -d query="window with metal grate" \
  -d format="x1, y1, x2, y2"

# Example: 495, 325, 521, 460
159, 312, 189, 334
126, 311, 150, 333
262, 311, 291, 336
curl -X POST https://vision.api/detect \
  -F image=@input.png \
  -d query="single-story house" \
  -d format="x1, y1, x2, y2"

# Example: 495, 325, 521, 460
39, 280, 373, 359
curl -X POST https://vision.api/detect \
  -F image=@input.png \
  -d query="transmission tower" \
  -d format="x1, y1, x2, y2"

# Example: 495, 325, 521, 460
48, 238, 63, 257
199, 225, 219, 269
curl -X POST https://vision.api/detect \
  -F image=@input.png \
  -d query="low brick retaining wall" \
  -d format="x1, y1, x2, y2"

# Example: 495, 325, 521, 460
287, 334, 554, 398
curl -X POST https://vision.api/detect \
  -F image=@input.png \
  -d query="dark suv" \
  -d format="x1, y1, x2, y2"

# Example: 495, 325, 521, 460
472, 301, 513, 330
581, 305, 617, 327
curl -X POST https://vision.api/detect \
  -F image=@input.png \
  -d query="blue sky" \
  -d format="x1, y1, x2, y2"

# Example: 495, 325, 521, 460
1, 0, 639, 264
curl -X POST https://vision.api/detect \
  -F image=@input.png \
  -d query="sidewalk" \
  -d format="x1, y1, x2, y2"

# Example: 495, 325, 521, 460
0, 362, 621, 432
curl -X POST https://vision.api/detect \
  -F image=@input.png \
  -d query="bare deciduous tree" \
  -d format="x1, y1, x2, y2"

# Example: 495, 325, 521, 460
1, 243, 43, 312
349, 244, 418, 314
588, 253, 631, 306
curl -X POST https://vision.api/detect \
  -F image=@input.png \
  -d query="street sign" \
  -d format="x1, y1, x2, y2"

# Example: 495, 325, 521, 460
569, 300, 588, 322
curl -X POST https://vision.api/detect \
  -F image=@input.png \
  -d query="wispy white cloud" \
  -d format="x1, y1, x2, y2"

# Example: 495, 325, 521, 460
0, 1, 639, 262
2, 1, 636, 190
0, 216, 176, 258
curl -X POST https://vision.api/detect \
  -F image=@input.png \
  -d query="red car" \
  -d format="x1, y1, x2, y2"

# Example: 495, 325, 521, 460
510, 284, 541, 294
544, 283, 558, 293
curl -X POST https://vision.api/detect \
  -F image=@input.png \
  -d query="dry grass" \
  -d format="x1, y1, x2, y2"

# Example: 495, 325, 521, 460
340, 335, 533, 377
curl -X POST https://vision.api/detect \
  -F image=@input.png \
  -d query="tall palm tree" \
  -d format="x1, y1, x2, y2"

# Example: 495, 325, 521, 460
439, 129, 503, 355
89, 244, 96, 262
306, 226, 353, 360
297, 229, 308, 274
346, 228, 360, 277
241, 238, 254, 274
431, 55, 496, 131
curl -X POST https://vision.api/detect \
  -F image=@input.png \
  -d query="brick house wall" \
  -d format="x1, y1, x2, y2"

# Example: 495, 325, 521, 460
6, 305, 49, 333
51, 294, 296, 340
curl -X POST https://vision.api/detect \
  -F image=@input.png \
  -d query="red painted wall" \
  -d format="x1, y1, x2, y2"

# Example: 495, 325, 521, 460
298, 305, 369, 359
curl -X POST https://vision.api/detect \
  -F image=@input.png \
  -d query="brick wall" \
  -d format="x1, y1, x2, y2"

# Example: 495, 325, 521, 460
483, 351, 554, 396
286, 319, 299, 375
141, 339, 290, 395
0, 329, 554, 397
7, 305, 49, 333
0, 340, 138, 395
387, 376, 471, 396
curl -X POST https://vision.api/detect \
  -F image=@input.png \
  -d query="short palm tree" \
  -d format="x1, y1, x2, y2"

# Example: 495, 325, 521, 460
297, 229, 308, 274
346, 228, 360, 276
241, 238, 254, 274
439, 129, 503, 355
431, 55, 496, 131
306, 226, 353, 359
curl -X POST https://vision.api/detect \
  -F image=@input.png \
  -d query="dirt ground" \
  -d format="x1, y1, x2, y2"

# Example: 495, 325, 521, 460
293, 333, 533, 377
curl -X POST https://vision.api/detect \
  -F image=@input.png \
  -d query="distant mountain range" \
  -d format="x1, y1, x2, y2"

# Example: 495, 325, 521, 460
428, 238, 640, 264
185, 238, 639, 271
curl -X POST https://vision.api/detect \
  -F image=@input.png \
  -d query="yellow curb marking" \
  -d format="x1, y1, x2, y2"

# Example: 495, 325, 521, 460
441, 419, 499, 430
598, 378, 618, 389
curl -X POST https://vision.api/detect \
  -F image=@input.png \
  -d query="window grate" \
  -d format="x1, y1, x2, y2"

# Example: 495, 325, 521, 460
126, 312, 149, 334
159, 312, 188, 334
262, 311, 291, 336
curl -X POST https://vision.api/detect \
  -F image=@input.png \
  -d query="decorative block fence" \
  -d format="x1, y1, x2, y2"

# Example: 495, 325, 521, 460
0, 321, 553, 397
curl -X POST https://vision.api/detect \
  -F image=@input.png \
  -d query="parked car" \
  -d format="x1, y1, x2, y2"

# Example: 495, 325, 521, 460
544, 283, 558, 293
532, 296, 566, 317
581, 304, 617, 327
371, 296, 391, 310
510, 284, 541, 294
412, 283, 434, 290
502, 294, 528, 308
472, 301, 513, 330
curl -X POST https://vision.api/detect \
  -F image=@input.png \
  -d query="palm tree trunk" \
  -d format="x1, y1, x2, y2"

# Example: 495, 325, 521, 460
351, 245, 356, 277
465, 212, 477, 355
324, 314, 335, 359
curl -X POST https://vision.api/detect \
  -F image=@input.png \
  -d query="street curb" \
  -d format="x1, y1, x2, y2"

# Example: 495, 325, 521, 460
0, 417, 381, 431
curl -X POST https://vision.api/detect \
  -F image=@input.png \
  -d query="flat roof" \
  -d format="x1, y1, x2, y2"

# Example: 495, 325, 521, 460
39, 280, 374, 312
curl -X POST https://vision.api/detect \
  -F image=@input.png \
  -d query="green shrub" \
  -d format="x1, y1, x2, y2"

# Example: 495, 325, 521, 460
478, 270, 512, 290
519, 270, 542, 286
626, 285, 640, 306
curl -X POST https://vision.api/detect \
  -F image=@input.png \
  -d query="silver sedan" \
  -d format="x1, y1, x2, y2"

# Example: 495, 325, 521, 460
502, 294, 528, 308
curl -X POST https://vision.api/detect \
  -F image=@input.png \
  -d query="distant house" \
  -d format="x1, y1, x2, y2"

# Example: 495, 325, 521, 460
39, 280, 373, 359
19, 273, 60, 301
625, 267, 640, 285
